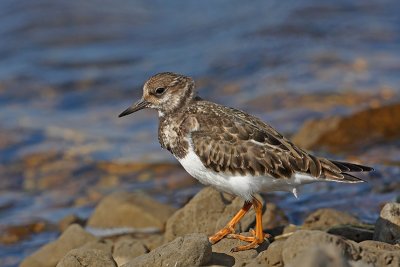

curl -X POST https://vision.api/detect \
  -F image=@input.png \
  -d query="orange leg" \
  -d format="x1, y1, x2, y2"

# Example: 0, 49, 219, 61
209, 201, 252, 244
228, 197, 271, 252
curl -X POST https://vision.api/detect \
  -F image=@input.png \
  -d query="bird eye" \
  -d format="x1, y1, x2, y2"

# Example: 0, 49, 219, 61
155, 87, 166, 95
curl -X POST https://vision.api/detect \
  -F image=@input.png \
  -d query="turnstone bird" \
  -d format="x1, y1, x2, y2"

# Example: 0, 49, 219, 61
119, 72, 373, 251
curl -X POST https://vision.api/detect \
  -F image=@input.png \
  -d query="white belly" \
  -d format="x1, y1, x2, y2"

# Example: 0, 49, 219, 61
177, 144, 319, 201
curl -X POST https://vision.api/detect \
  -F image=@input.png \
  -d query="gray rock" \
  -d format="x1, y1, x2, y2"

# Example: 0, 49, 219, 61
328, 225, 374, 242
140, 234, 164, 251
112, 236, 148, 267
58, 214, 85, 232
282, 230, 400, 267
286, 245, 350, 267
87, 191, 176, 230
359, 240, 400, 252
245, 240, 285, 267
281, 230, 351, 266
165, 187, 258, 241
122, 233, 212, 267
208, 232, 263, 266
82, 239, 113, 254
20, 224, 97, 267
374, 203, 400, 244
302, 208, 360, 230
357, 240, 400, 267
56, 248, 117, 267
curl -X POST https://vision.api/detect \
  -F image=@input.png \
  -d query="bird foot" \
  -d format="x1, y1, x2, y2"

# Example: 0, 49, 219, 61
227, 229, 271, 252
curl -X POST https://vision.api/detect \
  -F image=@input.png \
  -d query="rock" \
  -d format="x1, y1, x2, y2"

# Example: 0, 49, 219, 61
281, 230, 350, 266
374, 202, 400, 244
112, 236, 148, 266
359, 240, 400, 252
140, 234, 164, 251
81, 239, 113, 254
281, 230, 400, 267
87, 192, 176, 230
328, 225, 374, 242
292, 103, 400, 153
358, 240, 400, 267
58, 214, 85, 232
302, 208, 360, 230
262, 203, 289, 229
165, 187, 258, 241
282, 224, 299, 235
0, 221, 50, 244
262, 203, 289, 236
286, 244, 350, 267
56, 248, 117, 267
20, 224, 97, 267
245, 239, 285, 267
122, 233, 211, 267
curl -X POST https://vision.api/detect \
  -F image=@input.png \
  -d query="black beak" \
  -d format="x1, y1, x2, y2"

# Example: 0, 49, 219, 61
118, 99, 149, 117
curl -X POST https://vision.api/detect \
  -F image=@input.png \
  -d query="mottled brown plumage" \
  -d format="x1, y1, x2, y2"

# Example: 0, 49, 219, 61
183, 100, 372, 182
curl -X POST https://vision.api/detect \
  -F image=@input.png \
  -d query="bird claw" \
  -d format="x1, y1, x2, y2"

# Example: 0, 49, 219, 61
226, 228, 271, 252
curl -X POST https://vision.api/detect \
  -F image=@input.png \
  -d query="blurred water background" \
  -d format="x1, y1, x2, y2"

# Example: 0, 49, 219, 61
0, 0, 400, 266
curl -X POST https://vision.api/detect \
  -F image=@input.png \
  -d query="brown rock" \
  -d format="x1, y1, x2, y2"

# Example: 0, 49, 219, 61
292, 102, 400, 153
245, 239, 285, 267
302, 208, 360, 230
281, 230, 350, 266
112, 236, 148, 266
282, 224, 300, 235
20, 224, 97, 267
359, 240, 400, 252
58, 214, 85, 232
165, 187, 258, 241
122, 233, 212, 267
374, 203, 400, 244
87, 192, 176, 230
358, 240, 400, 267
0, 221, 50, 244
209, 232, 265, 266
281, 230, 400, 267
56, 248, 117, 267
81, 239, 113, 254
286, 244, 351, 267
140, 234, 164, 251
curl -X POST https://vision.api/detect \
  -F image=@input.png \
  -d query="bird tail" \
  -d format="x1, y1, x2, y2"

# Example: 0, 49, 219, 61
320, 160, 373, 183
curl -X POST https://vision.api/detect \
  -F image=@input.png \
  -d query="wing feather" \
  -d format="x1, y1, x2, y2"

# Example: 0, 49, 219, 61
186, 101, 372, 181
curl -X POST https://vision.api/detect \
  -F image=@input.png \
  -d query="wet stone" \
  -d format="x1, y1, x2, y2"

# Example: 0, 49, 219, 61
58, 214, 86, 232
374, 202, 400, 244
122, 233, 212, 267
302, 208, 361, 230
0, 221, 50, 244
327, 225, 374, 242
292, 102, 400, 153
112, 236, 148, 267
20, 224, 97, 267
56, 248, 117, 267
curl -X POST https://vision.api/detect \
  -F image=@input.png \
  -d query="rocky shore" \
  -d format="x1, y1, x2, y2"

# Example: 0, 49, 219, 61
20, 187, 400, 267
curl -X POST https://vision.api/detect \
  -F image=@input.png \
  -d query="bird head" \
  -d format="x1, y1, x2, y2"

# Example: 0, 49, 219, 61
119, 72, 195, 118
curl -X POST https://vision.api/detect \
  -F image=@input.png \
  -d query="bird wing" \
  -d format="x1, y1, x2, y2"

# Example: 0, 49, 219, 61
185, 102, 371, 181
